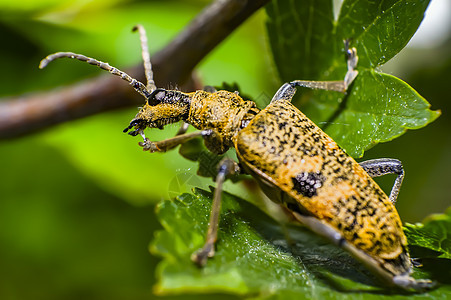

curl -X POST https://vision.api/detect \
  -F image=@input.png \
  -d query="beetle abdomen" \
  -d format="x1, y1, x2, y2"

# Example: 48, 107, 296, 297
234, 100, 411, 275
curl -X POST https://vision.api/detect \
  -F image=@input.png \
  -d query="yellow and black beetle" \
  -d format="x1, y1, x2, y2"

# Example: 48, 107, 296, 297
40, 25, 433, 290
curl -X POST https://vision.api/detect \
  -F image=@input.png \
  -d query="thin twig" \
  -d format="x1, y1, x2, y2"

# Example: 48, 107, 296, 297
0, 0, 270, 139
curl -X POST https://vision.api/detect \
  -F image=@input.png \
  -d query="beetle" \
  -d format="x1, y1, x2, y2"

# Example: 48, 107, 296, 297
39, 25, 433, 290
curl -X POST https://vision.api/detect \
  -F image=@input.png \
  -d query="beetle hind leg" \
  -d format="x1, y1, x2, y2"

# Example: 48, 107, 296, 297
290, 212, 435, 290
393, 274, 435, 290
359, 158, 404, 205
191, 158, 240, 266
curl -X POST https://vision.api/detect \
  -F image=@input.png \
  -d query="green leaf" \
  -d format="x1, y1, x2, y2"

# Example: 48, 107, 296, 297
337, 0, 430, 68
179, 138, 225, 179
265, 0, 439, 157
0, 135, 159, 299
265, 0, 335, 80
404, 207, 451, 259
305, 70, 440, 157
152, 189, 451, 298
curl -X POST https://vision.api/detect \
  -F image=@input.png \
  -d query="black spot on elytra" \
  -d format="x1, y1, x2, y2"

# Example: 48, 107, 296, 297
292, 172, 325, 197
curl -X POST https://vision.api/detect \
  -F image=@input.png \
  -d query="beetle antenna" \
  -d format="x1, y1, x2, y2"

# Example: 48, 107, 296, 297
132, 24, 156, 92
39, 52, 152, 100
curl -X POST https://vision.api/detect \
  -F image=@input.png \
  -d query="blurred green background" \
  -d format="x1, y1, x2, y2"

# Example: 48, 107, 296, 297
0, 0, 449, 299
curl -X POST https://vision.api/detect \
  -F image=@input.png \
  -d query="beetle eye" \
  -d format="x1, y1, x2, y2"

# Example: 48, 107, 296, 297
148, 88, 167, 105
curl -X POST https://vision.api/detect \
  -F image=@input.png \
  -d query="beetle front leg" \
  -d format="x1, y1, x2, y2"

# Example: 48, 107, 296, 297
359, 158, 404, 205
159, 122, 191, 151
191, 158, 240, 266
139, 129, 212, 152
175, 121, 190, 136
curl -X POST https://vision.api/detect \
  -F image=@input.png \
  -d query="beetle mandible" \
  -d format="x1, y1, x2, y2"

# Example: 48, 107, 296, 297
39, 25, 433, 290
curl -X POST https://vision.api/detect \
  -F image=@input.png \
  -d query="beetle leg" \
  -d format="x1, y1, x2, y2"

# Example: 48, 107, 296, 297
203, 85, 217, 93
291, 211, 394, 284
270, 72, 357, 103
175, 121, 190, 136
271, 44, 358, 103
191, 158, 240, 266
291, 212, 434, 290
344, 39, 359, 90
158, 122, 191, 151
359, 158, 404, 205
139, 129, 212, 152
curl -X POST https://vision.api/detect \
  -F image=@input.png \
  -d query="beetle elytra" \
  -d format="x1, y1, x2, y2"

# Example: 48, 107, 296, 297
39, 25, 434, 290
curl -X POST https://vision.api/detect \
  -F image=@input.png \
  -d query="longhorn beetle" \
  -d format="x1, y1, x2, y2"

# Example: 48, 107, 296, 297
40, 25, 433, 290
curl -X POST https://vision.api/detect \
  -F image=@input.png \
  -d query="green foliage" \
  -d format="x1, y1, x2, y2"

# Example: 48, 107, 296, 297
0, 136, 158, 300
151, 0, 449, 297
0, 1, 267, 298
152, 189, 451, 298
404, 207, 451, 260
1, 0, 449, 299
266, 0, 439, 157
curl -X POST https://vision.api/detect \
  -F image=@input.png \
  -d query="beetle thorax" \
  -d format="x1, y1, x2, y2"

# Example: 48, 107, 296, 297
187, 90, 260, 153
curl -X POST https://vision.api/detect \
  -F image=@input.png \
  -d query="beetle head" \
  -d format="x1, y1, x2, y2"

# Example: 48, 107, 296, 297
123, 88, 192, 136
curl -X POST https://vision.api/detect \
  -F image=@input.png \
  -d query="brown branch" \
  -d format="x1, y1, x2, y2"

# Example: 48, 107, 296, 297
0, 0, 270, 139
